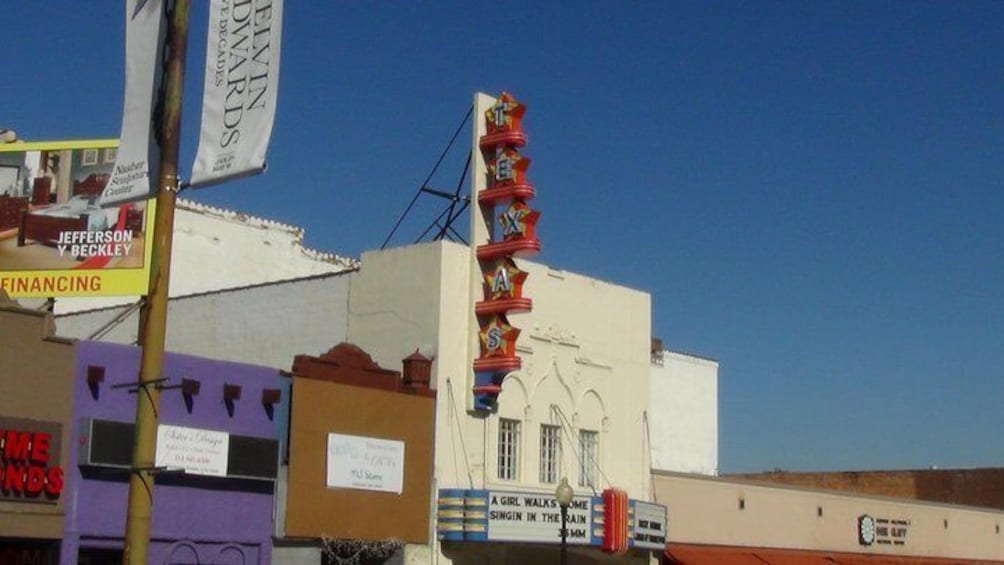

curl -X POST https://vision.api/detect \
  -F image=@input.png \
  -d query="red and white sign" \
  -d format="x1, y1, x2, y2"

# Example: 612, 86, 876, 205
0, 418, 64, 503
472, 92, 542, 410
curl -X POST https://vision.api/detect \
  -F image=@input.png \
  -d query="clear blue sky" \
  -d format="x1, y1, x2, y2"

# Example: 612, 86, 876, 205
6, 2, 1003, 473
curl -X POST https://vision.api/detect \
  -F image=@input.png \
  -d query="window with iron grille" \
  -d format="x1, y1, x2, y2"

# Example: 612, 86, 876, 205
578, 429, 599, 487
539, 424, 561, 484
497, 418, 520, 480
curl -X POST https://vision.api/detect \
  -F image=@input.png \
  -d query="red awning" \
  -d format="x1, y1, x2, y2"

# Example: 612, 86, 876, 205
664, 543, 997, 565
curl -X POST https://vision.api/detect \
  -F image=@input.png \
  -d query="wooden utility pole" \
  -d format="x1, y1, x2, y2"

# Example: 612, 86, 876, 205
123, 1, 190, 562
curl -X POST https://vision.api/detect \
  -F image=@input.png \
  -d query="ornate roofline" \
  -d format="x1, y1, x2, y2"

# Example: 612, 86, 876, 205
177, 198, 359, 268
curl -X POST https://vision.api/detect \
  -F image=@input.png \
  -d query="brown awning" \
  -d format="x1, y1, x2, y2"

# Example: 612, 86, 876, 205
664, 543, 997, 564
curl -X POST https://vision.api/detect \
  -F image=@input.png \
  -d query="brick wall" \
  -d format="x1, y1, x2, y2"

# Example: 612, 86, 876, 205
728, 468, 1004, 510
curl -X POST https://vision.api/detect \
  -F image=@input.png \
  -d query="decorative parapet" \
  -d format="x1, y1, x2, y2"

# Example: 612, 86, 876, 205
177, 198, 359, 269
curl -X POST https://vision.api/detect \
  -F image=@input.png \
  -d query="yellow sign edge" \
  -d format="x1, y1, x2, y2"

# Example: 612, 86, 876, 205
0, 139, 119, 152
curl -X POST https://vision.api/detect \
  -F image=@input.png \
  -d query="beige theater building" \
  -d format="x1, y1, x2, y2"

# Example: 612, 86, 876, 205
341, 92, 667, 563
654, 470, 1004, 564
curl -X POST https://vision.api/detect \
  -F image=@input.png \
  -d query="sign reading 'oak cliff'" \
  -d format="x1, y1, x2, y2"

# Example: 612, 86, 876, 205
472, 93, 541, 411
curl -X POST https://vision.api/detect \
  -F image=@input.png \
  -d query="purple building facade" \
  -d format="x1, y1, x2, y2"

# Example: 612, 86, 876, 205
63, 341, 282, 564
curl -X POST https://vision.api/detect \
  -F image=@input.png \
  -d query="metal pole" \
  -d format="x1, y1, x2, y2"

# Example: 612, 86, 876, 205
560, 504, 568, 565
123, 1, 189, 563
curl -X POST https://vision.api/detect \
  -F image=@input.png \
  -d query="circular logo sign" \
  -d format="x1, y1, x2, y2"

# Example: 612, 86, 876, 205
858, 514, 876, 546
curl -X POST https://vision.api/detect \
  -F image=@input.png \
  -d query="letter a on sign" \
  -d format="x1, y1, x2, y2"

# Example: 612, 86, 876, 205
492, 267, 511, 294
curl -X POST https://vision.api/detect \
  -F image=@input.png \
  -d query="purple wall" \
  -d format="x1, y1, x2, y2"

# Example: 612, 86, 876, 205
63, 341, 281, 564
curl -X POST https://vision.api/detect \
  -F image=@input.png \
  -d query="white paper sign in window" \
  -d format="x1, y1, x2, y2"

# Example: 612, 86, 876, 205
326, 433, 405, 494
155, 424, 230, 477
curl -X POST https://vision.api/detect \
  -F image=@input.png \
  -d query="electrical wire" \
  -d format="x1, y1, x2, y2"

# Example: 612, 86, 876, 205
551, 404, 609, 495
447, 378, 475, 489
643, 410, 658, 503
87, 298, 145, 341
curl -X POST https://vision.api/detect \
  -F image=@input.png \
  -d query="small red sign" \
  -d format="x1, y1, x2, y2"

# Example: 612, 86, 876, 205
0, 421, 64, 502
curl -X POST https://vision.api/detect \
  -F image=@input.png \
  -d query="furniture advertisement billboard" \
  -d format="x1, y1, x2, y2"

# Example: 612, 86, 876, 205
0, 140, 153, 297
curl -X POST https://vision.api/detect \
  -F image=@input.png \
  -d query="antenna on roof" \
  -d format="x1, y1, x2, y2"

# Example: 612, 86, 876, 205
380, 105, 473, 249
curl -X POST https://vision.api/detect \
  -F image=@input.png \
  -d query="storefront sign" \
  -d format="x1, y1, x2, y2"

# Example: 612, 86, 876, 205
487, 491, 593, 544
326, 433, 405, 494
0, 417, 63, 503
155, 424, 230, 477
858, 514, 910, 546
79, 418, 278, 481
632, 501, 668, 550
0, 140, 154, 297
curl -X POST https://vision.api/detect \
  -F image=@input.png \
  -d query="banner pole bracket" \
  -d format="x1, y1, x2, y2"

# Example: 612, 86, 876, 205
112, 376, 170, 394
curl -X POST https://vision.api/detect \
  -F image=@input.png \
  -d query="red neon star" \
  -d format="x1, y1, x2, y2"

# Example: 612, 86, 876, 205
486, 147, 531, 190
498, 201, 540, 241
484, 92, 526, 135
482, 258, 529, 300
478, 315, 521, 358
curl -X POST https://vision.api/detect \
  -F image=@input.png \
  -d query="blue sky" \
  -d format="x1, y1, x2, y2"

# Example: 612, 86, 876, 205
6, 2, 1003, 473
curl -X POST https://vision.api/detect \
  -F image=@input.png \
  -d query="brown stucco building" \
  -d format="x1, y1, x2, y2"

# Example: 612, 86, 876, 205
277, 343, 436, 562
0, 293, 75, 562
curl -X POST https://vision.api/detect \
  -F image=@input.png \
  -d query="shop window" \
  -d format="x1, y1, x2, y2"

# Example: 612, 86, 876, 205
497, 418, 521, 481
578, 429, 599, 487
0, 541, 59, 565
80, 149, 99, 166
79, 548, 124, 564
539, 424, 561, 484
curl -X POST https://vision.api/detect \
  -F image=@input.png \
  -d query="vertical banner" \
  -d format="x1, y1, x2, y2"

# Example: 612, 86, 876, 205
100, 0, 166, 208
190, 0, 283, 187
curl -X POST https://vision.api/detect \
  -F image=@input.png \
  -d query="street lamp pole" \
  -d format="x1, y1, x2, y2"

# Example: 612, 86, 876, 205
555, 477, 574, 565
560, 504, 568, 565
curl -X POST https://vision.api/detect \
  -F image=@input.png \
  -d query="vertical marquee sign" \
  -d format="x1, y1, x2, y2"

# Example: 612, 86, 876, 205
471, 92, 541, 411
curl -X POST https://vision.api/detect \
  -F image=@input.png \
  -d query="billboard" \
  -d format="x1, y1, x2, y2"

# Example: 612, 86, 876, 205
0, 140, 153, 297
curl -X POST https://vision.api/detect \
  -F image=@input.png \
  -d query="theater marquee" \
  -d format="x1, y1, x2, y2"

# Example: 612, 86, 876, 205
437, 487, 667, 554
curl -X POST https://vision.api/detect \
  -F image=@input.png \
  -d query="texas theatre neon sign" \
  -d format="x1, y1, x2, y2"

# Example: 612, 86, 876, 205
472, 92, 541, 411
